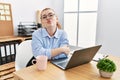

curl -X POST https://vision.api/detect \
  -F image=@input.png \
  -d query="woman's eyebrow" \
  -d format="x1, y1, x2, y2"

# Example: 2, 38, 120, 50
42, 12, 54, 16
48, 12, 54, 14
42, 14, 47, 16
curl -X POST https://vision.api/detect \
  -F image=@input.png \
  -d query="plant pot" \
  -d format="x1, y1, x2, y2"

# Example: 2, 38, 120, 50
99, 70, 113, 78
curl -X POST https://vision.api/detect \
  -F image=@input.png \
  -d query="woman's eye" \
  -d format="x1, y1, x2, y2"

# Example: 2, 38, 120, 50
42, 16, 47, 19
49, 14, 53, 17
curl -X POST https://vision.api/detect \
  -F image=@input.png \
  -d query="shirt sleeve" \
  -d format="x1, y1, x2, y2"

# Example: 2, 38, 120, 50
52, 30, 69, 60
31, 32, 51, 59
59, 31, 69, 47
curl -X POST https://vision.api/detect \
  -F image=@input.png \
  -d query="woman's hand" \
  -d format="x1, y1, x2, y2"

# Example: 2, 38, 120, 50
51, 45, 70, 57
61, 46, 70, 55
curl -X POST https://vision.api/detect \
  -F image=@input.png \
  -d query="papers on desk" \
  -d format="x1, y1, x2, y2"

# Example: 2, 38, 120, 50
93, 53, 109, 62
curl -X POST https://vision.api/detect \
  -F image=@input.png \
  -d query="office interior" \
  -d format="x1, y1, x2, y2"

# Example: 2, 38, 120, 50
1, 0, 120, 56
0, 0, 120, 80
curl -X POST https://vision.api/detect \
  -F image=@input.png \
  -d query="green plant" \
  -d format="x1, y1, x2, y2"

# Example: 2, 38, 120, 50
97, 58, 116, 72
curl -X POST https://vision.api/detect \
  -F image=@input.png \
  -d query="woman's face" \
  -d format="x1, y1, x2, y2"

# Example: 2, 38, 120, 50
41, 9, 58, 29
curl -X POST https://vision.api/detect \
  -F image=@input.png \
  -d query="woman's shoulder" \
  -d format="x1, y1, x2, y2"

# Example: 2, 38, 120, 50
58, 29, 65, 32
56, 29, 67, 37
58, 29, 67, 34
32, 28, 43, 35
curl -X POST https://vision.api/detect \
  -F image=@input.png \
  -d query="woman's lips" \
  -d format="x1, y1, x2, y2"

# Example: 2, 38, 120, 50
47, 20, 51, 24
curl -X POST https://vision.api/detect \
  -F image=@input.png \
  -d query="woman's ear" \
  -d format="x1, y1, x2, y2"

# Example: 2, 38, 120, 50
56, 16, 58, 21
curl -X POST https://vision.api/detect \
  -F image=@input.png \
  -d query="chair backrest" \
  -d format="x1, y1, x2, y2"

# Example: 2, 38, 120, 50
15, 40, 33, 71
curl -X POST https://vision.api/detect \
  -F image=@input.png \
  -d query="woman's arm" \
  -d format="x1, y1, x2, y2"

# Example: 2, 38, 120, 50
51, 30, 70, 58
51, 46, 70, 57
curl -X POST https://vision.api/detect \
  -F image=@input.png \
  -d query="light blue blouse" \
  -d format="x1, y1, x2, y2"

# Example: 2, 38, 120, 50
31, 28, 69, 60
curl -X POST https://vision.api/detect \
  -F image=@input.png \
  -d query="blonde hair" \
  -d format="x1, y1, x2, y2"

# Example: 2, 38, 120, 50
41, 8, 62, 29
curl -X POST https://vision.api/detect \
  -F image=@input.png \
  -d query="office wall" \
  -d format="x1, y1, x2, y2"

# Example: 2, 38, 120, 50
1, 0, 64, 35
96, 0, 120, 56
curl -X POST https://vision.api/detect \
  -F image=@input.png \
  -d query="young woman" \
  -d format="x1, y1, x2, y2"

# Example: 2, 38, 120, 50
31, 8, 70, 60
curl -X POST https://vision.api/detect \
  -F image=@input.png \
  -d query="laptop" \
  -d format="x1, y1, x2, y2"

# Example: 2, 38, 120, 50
51, 45, 102, 70
69, 45, 83, 54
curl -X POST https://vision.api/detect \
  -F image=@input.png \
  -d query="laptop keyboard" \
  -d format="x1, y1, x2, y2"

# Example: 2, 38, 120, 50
58, 61, 68, 67
69, 45, 83, 54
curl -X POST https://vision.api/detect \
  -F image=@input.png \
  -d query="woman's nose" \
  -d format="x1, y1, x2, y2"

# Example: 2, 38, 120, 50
46, 16, 51, 20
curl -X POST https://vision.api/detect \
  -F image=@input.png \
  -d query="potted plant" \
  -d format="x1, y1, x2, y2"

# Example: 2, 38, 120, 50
96, 58, 116, 78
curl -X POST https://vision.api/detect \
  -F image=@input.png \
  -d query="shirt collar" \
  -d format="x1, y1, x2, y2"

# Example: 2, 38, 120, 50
42, 28, 59, 38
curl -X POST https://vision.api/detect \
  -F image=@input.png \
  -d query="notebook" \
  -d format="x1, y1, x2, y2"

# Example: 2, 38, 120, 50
51, 45, 102, 70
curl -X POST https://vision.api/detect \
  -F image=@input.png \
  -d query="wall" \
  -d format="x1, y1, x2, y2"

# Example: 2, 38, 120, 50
1, 0, 64, 35
96, 0, 120, 56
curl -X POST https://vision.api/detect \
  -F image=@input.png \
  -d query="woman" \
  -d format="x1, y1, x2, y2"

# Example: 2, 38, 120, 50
31, 8, 70, 60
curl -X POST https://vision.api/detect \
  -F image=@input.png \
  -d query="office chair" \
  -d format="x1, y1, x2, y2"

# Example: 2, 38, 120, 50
15, 40, 33, 71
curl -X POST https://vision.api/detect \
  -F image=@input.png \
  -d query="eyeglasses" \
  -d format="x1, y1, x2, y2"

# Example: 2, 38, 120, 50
41, 13, 55, 20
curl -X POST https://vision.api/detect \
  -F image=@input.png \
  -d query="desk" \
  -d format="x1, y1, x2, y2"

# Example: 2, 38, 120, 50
13, 55, 120, 80
0, 36, 32, 42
